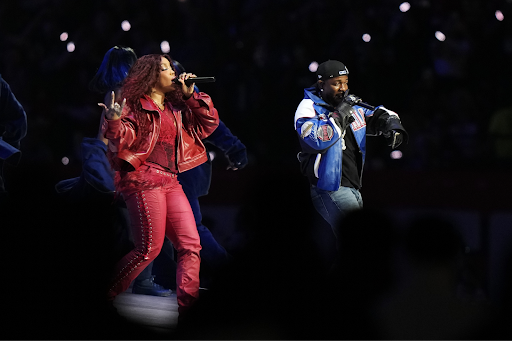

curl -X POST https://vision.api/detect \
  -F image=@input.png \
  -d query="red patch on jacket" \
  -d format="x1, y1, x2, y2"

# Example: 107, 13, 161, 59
317, 125, 333, 142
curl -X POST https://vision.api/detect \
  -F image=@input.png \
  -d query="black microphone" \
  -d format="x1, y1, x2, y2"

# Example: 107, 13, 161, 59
344, 93, 376, 111
173, 77, 216, 86
357, 102, 375, 111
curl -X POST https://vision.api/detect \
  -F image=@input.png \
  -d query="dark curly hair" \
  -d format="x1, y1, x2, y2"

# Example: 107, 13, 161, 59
121, 54, 193, 150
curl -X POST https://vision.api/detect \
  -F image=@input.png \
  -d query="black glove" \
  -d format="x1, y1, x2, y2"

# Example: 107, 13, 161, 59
226, 149, 248, 170
375, 108, 408, 149
331, 92, 362, 131
384, 130, 404, 149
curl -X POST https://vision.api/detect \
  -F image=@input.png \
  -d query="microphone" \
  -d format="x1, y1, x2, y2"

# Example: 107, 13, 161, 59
344, 93, 376, 111
357, 102, 375, 111
173, 77, 216, 86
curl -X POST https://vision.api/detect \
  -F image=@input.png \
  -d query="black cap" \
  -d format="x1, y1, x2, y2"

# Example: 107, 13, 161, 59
316, 60, 349, 80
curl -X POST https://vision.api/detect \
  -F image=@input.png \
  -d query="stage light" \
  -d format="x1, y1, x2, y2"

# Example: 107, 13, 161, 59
67, 42, 75, 52
435, 31, 446, 41
309, 61, 319, 72
496, 10, 504, 21
160, 40, 170, 53
60, 32, 68, 41
390, 150, 403, 159
121, 20, 131, 31
399, 2, 411, 12
362, 33, 371, 42
61, 157, 70, 165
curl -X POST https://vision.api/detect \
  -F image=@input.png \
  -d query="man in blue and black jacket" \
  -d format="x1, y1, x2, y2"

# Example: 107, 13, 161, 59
294, 60, 407, 242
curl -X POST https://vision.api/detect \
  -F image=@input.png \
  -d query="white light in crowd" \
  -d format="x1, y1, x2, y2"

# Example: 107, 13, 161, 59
67, 42, 75, 52
309, 61, 319, 72
209, 151, 216, 161
390, 150, 403, 160
435, 31, 446, 41
61, 157, 70, 165
399, 2, 411, 12
60, 32, 68, 41
160, 40, 171, 53
496, 10, 504, 21
362, 33, 371, 42
121, 20, 131, 31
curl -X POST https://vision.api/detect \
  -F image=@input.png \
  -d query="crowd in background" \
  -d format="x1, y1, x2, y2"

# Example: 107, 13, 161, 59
1, 0, 512, 184
2, 0, 512, 339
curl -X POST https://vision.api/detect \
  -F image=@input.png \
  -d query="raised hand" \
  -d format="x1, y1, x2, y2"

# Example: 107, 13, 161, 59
98, 91, 126, 120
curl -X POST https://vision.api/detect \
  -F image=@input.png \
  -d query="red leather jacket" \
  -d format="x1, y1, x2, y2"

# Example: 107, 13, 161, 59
104, 91, 219, 173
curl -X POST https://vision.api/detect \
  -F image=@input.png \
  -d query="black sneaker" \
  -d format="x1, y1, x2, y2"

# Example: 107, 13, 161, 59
132, 276, 172, 296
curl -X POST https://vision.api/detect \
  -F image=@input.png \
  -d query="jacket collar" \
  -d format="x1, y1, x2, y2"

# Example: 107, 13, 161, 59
304, 86, 334, 111
141, 94, 162, 112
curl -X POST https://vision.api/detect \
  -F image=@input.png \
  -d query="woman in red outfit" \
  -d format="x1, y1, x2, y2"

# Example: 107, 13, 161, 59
99, 54, 219, 314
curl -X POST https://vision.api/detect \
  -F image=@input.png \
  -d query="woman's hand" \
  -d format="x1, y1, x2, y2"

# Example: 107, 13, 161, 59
177, 72, 197, 100
98, 91, 126, 120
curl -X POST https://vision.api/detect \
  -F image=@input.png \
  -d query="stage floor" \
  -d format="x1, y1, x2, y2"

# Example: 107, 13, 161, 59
113, 286, 179, 336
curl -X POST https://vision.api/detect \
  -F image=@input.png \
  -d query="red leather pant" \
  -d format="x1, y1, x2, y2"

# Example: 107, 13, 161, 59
107, 174, 201, 314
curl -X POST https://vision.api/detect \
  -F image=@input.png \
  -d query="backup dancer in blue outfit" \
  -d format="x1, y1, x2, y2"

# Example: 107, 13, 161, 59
0, 74, 27, 200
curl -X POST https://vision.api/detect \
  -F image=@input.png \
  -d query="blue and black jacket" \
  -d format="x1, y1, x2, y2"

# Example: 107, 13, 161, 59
294, 86, 406, 191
